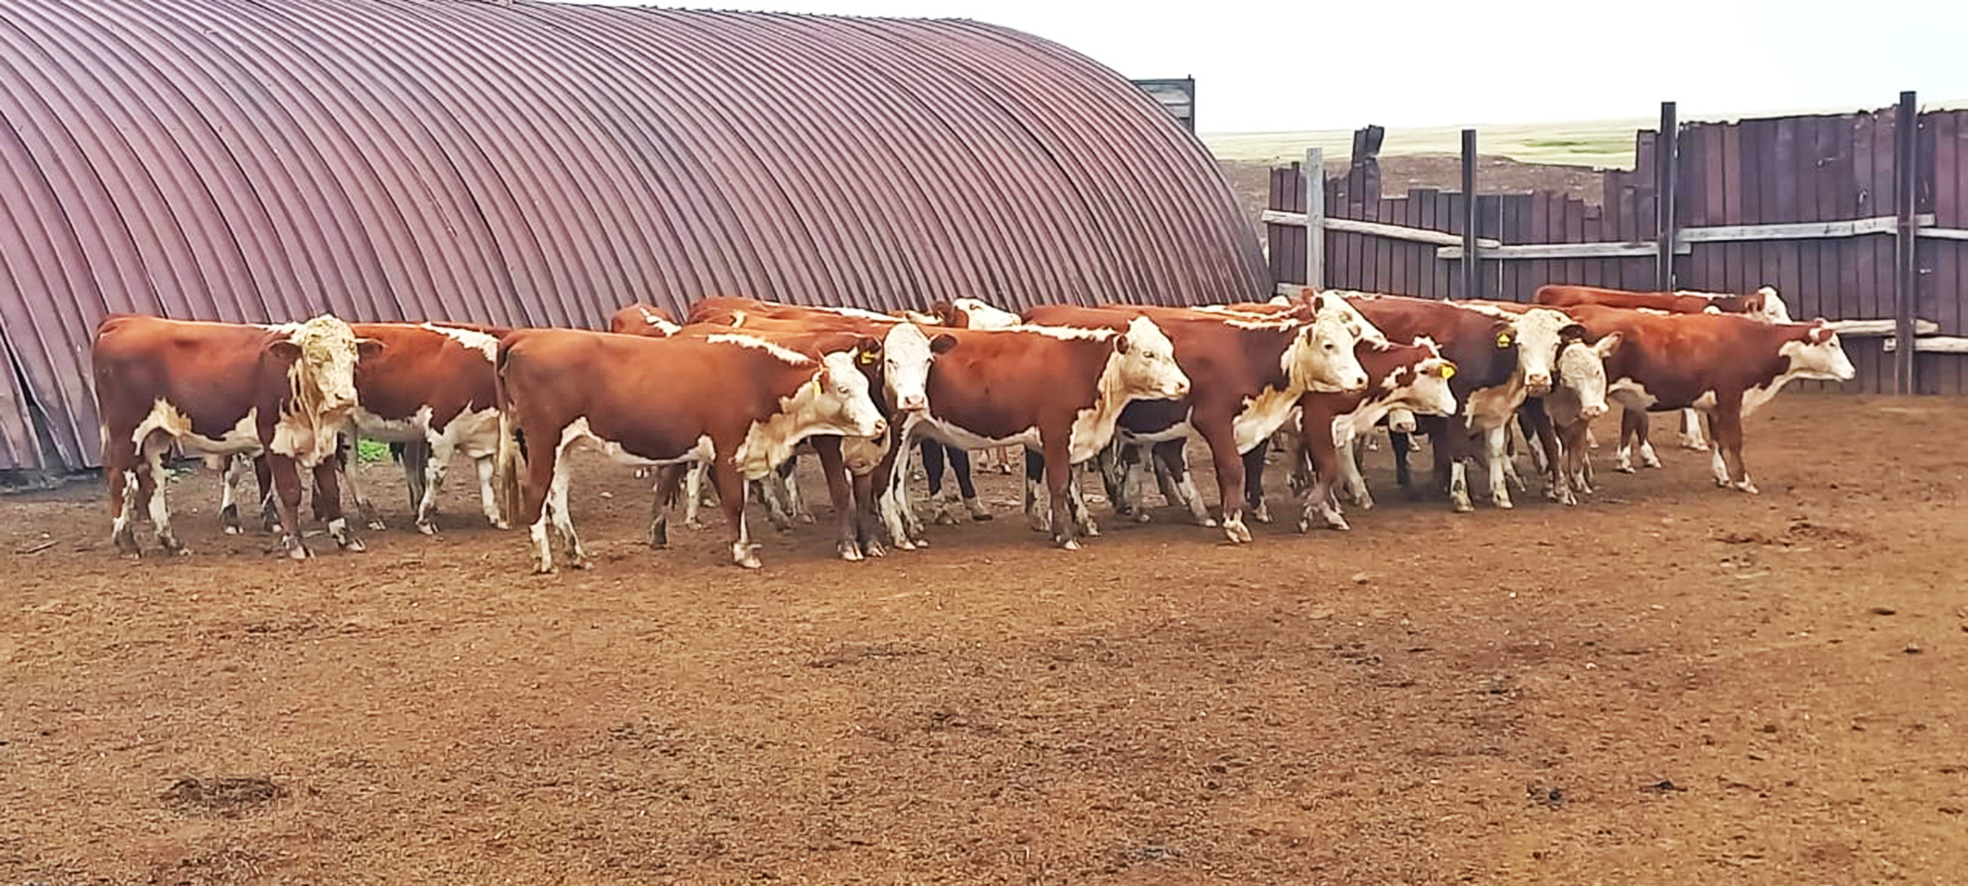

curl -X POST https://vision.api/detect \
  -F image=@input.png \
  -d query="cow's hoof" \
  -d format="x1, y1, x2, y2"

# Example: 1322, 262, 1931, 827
340, 536, 367, 553
891, 538, 917, 552
1494, 497, 1514, 510
1616, 464, 1637, 474
567, 556, 592, 571
1060, 538, 1081, 551
735, 555, 763, 570
1251, 504, 1273, 525
368, 519, 389, 532
223, 526, 242, 536
1132, 511, 1152, 524
416, 522, 437, 536
284, 544, 310, 561
1452, 501, 1475, 514
1199, 517, 1218, 529
684, 519, 707, 531
966, 500, 992, 521
1734, 481, 1760, 495
838, 544, 864, 562
1295, 518, 1312, 534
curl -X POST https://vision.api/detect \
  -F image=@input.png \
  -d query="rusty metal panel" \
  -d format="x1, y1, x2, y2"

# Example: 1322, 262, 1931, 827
0, 0, 1268, 472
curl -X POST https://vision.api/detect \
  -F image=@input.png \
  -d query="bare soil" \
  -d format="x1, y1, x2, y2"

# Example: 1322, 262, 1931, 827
3, 394, 1966, 884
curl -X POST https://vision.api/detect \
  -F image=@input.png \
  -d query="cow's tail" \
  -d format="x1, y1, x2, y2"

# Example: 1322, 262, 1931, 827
492, 340, 525, 528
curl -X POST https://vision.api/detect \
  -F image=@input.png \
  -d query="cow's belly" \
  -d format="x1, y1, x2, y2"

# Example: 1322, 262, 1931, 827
1462, 382, 1526, 432
134, 399, 261, 457
1231, 386, 1303, 454
918, 418, 1040, 453
349, 405, 433, 443
1117, 418, 1192, 447
560, 417, 711, 468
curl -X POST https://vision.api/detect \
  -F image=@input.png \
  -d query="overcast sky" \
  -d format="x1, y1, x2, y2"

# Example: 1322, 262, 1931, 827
561, 0, 1967, 133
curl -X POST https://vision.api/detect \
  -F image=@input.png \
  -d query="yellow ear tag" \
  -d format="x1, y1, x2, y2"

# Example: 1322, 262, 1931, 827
1496, 333, 1512, 348
1440, 363, 1456, 380
812, 378, 824, 396
858, 350, 876, 365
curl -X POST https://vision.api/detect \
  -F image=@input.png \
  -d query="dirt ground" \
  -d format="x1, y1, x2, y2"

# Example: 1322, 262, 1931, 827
3, 394, 1965, 885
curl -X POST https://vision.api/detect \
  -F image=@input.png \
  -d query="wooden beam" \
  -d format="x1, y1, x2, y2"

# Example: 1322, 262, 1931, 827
1828, 318, 1939, 337
1916, 224, 1968, 241
1461, 129, 1479, 299
1261, 211, 1500, 248
1884, 335, 1968, 354
1894, 89, 1920, 394
1437, 241, 1692, 261
1676, 215, 1927, 242
1304, 147, 1324, 290
1657, 100, 1678, 290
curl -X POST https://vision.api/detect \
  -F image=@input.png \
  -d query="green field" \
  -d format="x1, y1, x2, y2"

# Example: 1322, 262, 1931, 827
1202, 100, 1968, 170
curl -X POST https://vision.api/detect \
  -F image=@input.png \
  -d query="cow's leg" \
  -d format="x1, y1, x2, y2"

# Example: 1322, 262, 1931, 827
683, 460, 711, 530
851, 469, 885, 558
1095, 440, 1136, 520
138, 438, 190, 555
877, 433, 922, 550
545, 443, 588, 569
397, 439, 430, 518
783, 455, 816, 525
520, 432, 561, 573
1678, 407, 1710, 451
810, 437, 864, 562
918, 440, 954, 525
1149, 441, 1207, 528
1556, 418, 1594, 498
1041, 435, 1081, 550
1521, 400, 1571, 505
316, 459, 366, 553
1023, 446, 1051, 534
707, 458, 761, 569
1615, 408, 1644, 473
1518, 407, 1550, 478
414, 435, 458, 536
1298, 407, 1350, 532
1063, 469, 1100, 539
252, 455, 281, 534
1484, 424, 1514, 509
1389, 430, 1414, 490
1627, 408, 1663, 469
1708, 400, 1755, 493
1438, 420, 1474, 513
107, 444, 142, 556
648, 463, 687, 550
267, 455, 311, 560
1241, 445, 1271, 525
1195, 422, 1250, 544
220, 453, 253, 535
948, 445, 989, 521
1335, 433, 1373, 512
751, 457, 796, 532
474, 455, 507, 529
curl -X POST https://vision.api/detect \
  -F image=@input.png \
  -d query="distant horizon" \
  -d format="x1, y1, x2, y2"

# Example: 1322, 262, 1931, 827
1198, 96, 1968, 138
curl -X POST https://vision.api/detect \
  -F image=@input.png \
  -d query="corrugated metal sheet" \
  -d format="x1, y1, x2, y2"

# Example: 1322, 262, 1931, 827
0, 0, 1271, 471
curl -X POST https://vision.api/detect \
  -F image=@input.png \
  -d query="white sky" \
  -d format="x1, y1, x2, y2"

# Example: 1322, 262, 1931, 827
558, 0, 1968, 133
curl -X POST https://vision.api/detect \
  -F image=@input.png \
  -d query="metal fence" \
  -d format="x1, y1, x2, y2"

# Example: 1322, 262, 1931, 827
1266, 95, 1968, 395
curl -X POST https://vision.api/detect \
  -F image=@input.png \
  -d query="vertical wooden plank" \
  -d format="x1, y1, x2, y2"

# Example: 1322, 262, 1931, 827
1799, 118, 1829, 318
1837, 115, 1863, 326
1304, 148, 1325, 291
1461, 129, 1480, 301
1930, 113, 1960, 392
1565, 197, 1587, 296
1771, 117, 1802, 321
1657, 104, 1680, 290
1894, 93, 1920, 394
1721, 122, 1745, 293
1415, 189, 1438, 298
1436, 191, 1455, 298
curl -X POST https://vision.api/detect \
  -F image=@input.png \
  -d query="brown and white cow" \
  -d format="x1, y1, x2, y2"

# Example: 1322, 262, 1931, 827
1533, 305, 1854, 495
1534, 283, 1792, 453
608, 303, 683, 338
882, 318, 1191, 551
1453, 299, 1626, 505
1020, 301, 1369, 543
921, 298, 1025, 487
1341, 293, 1591, 511
92, 314, 380, 559
668, 312, 957, 560
493, 328, 887, 571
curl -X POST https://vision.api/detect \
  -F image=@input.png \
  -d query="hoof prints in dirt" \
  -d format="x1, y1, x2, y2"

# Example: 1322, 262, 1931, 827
1712, 516, 1868, 547
161, 775, 286, 818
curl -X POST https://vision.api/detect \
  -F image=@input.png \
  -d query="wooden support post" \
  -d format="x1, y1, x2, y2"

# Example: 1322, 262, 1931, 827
1894, 90, 1920, 395
1303, 147, 1324, 291
1461, 129, 1478, 300
1655, 100, 1678, 291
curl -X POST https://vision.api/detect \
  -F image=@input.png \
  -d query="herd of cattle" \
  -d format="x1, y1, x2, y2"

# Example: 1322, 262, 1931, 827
87, 283, 1856, 570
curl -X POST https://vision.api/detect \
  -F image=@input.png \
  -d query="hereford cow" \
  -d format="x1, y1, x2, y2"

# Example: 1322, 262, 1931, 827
667, 313, 956, 560
1535, 305, 1854, 495
882, 318, 1191, 551
918, 297, 1025, 511
1342, 293, 1591, 511
1020, 301, 1369, 544
1534, 283, 1792, 453
608, 304, 683, 338
92, 314, 380, 559
494, 328, 887, 571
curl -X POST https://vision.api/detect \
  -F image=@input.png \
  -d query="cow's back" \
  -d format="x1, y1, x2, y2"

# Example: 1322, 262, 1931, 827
92, 315, 281, 432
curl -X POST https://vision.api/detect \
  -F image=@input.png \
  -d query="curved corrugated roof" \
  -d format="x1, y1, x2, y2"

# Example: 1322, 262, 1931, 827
0, 0, 1269, 471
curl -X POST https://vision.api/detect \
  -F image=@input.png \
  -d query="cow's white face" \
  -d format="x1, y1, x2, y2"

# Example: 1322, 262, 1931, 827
1757, 287, 1793, 323
880, 322, 956, 413
1556, 333, 1622, 421
807, 352, 889, 440
1501, 307, 1585, 396
271, 315, 376, 417
952, 298, 1022, 330
1115, 316, 1190, 400
1292, 311, 1370, 393
1400, 356, 1460, 417
1785, 324, 1856, 382
1313, 291, 1387, 345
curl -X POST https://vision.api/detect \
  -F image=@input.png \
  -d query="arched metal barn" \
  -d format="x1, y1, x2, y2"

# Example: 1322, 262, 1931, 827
0, 0, 1268, 472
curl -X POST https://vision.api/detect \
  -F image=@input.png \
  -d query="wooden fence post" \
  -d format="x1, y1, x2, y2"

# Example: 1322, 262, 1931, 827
1894, 90, 1920, 394
1461, 129, 1479, 300
1303, 147, 1324, 291
1655, 101, 1678, 290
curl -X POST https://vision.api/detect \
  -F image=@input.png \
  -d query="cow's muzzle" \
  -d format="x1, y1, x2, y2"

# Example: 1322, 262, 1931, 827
1526, 373, 1553, 396
1580, 403, 1608, 421
897, 396, 929, 412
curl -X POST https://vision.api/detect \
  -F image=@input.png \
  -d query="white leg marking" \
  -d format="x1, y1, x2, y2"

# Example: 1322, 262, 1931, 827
1615, 443, 1635, 474
1711, 446, 1731, 488
733, 512, 762, 569
476, 457, 507, 529
1175, 472, 1214, 527
1486, 427, 1514, 510
1449, 460, 1473, 513
1679, 408, 1709, 451
1639, 440, 1662, 469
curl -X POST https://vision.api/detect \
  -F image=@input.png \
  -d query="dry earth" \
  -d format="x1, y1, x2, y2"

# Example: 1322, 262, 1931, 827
2, 395, 1965, 884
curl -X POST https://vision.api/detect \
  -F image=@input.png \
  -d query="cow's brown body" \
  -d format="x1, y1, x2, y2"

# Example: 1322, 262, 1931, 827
1533, 284, 1781, 318
607, 304, 681, 337
493, 327, 886, 571
92, 314, 376, 559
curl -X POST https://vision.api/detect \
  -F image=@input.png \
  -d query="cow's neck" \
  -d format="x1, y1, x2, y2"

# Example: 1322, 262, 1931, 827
732, 373, 827, 480
1067, 350, 1136, 464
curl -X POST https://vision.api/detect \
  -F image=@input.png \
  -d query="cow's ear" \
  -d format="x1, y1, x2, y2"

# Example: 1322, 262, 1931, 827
855, 336, 882, 364
1560, 322, 1588, 342
1809, 324, 1835, 344
356, 337, 386, 358
929, 332, 958, 354
1112, 332, 1131, 355
1592, 331, 1623, 358
267, 339, 302, 361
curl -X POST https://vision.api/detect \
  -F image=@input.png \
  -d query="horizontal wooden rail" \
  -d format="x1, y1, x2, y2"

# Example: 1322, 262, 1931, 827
1263, 211, 1954, 261
1884, 335, 1968, 353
